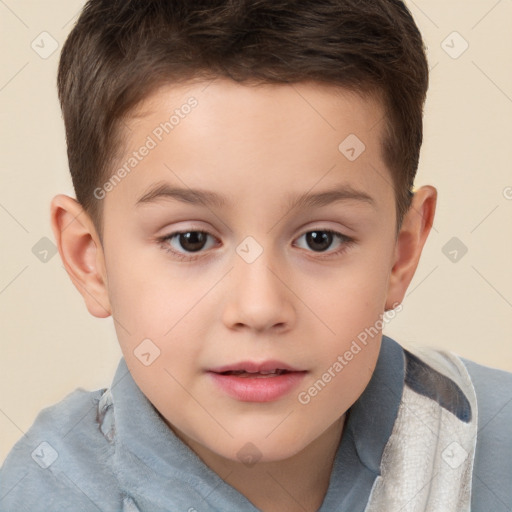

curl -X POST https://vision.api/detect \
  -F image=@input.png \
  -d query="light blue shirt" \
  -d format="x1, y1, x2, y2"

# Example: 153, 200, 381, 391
1, 335, 511, 511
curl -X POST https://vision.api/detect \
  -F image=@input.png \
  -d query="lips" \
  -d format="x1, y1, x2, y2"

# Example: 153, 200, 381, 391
209, 360, 303, 374
208, 360, 307, 402
220, 369, 288, 377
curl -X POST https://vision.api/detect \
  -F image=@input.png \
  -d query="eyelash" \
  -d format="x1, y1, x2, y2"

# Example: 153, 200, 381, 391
157, 228, 355, 262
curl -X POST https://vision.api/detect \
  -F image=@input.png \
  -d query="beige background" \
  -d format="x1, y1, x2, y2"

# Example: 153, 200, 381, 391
1, 0, 511, 464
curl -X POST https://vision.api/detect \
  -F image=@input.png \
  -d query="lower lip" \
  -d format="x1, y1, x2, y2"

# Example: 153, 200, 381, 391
208, 371, 307, 402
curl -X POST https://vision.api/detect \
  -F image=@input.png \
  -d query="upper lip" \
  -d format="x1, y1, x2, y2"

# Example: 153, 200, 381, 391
208, 360, 305, 373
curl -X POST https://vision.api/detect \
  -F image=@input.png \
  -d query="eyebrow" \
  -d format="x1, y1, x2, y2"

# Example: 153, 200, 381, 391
135, 181, 376, 211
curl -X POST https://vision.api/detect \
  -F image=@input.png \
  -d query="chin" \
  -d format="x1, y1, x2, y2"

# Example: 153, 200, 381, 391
207, 429, 316, 465
172, 415, 325, 465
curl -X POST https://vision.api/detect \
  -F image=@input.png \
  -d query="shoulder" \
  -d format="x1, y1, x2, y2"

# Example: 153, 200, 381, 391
459, 357, 512, 512
460, 356, 512, 443
399, 345, 512, 511
0, 387, 122, 512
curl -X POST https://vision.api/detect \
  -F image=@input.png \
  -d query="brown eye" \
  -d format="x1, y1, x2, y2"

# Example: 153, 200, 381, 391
176, 231, 208, 252
161, 230, 216, 257
294, 229, 355, 259
296, 229, 347, 253
304, 231, 334, 252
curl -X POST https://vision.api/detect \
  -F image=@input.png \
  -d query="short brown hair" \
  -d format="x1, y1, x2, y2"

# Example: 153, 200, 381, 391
57, 0, 429, 240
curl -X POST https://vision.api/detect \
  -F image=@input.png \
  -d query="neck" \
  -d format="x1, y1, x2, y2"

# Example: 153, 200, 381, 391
172, 414, 346, 512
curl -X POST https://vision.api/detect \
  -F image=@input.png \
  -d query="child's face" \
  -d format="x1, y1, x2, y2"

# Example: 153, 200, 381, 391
97, 78, 405, 462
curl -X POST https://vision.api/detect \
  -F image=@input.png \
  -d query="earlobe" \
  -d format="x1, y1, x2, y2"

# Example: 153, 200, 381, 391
385, 186, 437, 310
50, 194, 112, 318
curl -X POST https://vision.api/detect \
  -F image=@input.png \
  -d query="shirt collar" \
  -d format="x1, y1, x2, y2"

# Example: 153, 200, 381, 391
318, 334, 405, 511
347, 334, 405, 473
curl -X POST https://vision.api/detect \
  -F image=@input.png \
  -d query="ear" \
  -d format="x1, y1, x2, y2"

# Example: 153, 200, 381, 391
385, 185, 437, 310
50, 194, 112, 318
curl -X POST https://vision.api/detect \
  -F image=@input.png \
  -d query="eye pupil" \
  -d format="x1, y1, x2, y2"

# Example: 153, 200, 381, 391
180, 232, 207, 252
306, 231, 333, 252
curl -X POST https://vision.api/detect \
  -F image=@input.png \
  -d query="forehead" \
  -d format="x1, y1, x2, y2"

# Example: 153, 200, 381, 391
106, 78, 393, 219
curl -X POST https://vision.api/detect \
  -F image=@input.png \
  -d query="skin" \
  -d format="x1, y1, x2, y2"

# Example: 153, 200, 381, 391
50, 78, 436, 512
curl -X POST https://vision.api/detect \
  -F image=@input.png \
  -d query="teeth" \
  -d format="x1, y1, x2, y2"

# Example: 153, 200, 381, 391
222, 369, 287, 376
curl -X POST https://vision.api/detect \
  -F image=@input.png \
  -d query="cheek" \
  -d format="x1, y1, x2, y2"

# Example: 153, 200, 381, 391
292, 358, 378, 457
301, 256, 390, 336
297, 333, 381, 424
104, 245, 186, 328
105, 255, 212, 371
295, 251, 389, 400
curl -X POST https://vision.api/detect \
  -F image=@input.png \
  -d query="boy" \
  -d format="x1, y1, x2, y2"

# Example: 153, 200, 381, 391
1, 0, 511, 510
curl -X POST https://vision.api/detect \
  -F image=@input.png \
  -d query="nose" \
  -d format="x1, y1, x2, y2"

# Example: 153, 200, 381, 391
221, 247, 295, 333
